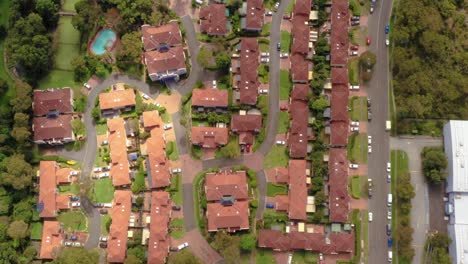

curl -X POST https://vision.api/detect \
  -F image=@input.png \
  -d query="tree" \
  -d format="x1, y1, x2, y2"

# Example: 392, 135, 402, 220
240, 234, 256, 252
7, 220, 29, 240
211, 232, 241, 264
168, 250, 203, 264
91, 107, 101, 121
126, 246, 145, 263
35, 0, 59, 28
0, 79, 8, 94
110, 0, 154, 32
310, 96, 329, 112
10, 95, 32, 113
116, 32, 143, 71
71, 56, 89, 82
421, 147, 447, 184
53, 247, 99, 264
95, 63, 108, 79
215, 52, 230, 70
124, 254, 143, 264
13, 199, 33, 222
197, 47, 214, 69
0, 242, 19, 263
314, 190, 327, 205
397, 172, 415, 202
13, 113, 29, 127
217, 140, 240, 158
11, 126, 31, 143
0, 154, 34, 190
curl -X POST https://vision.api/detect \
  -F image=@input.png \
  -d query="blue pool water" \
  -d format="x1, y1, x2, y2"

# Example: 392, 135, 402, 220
91, 29, 116, 55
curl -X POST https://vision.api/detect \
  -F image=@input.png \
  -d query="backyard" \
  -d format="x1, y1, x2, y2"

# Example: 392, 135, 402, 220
279, 70, 292, 100
91, 178, 115, 203
58, 211, 88, 232
58, 184, 80, 195
263, 145, 289, 169
267, 183, 288, 196
96, 124, 108, 135
349, 96, 368, 121
347, 133, 368, 163
30, 222, 43, 240
94, 146, 110, 167
255, 249, 277, 264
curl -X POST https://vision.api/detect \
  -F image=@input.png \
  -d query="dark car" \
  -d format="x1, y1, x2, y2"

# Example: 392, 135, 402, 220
351, 16, 360, 21
169, 247, 179, 252
368, 188, 373, 198
386, 224, 391, 236
99, 209, 108, 214
388, 238, 393, 247
385, 25, 390, 34
266, 203, 275, 209
277, 42, 281, 51
70, 196, 80, 201
99, 242, 108, 248
351, 20, 360, 26
70, 235, 78, 241
172, 205, 181, 211
368, 112, 372, 121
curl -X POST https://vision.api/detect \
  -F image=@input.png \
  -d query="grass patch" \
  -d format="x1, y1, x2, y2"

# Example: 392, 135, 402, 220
279, 70, 292, 100
58, 211, 87, 232
360, 175, 368, 199
94, 146, 110, 167
30, 222, 43, 240
278, 111, 290, 134
280, 31, 291, 53
58, 184, 80, 195
258, 64, 269, 84
347, 133, 368, 164
351, 176, 361, 199
62, 0, 80, 12
169, 218, 186, 239
38, 70, 77, 89
161, 111, 172, 123
348, 57, 359, 85
266, 183, 288, 197
362, 209, 369, 264
166, 141, 180, 161
91, 178, 115, 203
351, 209, 361, 263
263, 145, 289, 169
215, 136, 241, 158
193, 171, 206, 230
292, 250, 318, 264
261, 22, 271, 37
101, 215, 111, 235
259, 42, 270, 52
96, 124, 108, 135
349, 96, 368, 121
285, 0, 295, 14
168, 173, 183, 205
255, 249, 277, 264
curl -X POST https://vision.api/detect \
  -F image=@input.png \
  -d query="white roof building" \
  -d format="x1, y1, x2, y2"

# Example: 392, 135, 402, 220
444, 120, 468, 264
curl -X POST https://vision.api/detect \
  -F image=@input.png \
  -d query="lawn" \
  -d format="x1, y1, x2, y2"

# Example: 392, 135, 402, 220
256, 249, 277, 264
349, 26, 368, 46
360, 175, 368, 199
192, 172, 206, 230
285, 0, 295, 14
94, 146, 110, 167
30, 222, 43, 240
267, 183, 288, 197
101, 215, 111, 235
168, 173, 183, 205
348, 57, 359, 85
391, 150, 409, 262
258, 64, 269, 84
263, 145, 289, 169
58, 211, 87, 232
166, 141, 180, 161
91, 178, 115, 203
351, 176, 361, 199
362, 209, 369, 264
261, 22, 271, 37
292, 251, 318, 264
279, 70, 292, 100
278, 111, 290, 134
349, 96, 368, 121
58, 184, 80, 195
161, 111, 172, 123
280, 31, 291, 53
347, 133, 368, 163
39, 70, 77, 89
169, 218, 185, 239
351, 209, 361, 263
62, 0, 80, 12
96, 124, 108, 135
259, 42, 269, 52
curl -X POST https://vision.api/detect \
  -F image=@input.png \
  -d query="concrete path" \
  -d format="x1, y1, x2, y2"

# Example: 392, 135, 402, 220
390, 136, 442, 264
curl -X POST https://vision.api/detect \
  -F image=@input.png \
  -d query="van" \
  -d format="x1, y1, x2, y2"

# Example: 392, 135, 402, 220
387, 194, 392, 207
388, 251, 393, 262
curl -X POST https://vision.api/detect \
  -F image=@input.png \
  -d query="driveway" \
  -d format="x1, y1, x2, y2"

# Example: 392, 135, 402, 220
390, 136, 442, 264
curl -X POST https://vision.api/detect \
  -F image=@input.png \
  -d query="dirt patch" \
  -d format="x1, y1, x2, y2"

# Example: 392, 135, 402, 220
428, 183, 448, 234
155, 91, 182, 114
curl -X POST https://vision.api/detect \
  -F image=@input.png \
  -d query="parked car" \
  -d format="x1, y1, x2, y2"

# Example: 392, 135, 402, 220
70, 171, 79, 176
368, 146, 372, 154
70, 235, 78, 241
350, 45, 359, 51
246, 144, 251, 153
276, 140, 285, 145
260, 57, 269, 63
212, 80, 217, 88
103, 203, 113, 208
350, 85, 360, 90
387, 174, 391, 183
368, 212, 373, 222
385, 39, 390, 46
274, 2, 280, 11
368, 135, 372, 144
280, 53, 289, 58
64, 241, 73, 246
99, 172, 110, 178
172, 168, 182, 173
265, 10, 273, 16
101, 140, 108, 145
350, 51, 358, 56
368, 112, 372, 121
368, 188, 373, 198
172, 205, 181, 211
387, 162, 391, 172
350, 121, 360, 126
388, 238, 393, 247
99, 242, 108, 248
350, 126, 359, 132
100, 236, 108, 242
349, 164, 359, 169
280, 105, 288, 110
169, 247, 179, 252
84, 83, 91, 89
385, 25, 390, 34
370, 6, 374, 13
94, 203, 104, 207
93, 167, 103, 173
163, 124, 173, 130
154, 102, 161, 107
100, 209, 108, 214
102, 165, 111, 171
70, 196, 80, 201
351, 20, 360, 26
386, 224, 391, 236
387, 210, 392, 220
72, 242, 82, 247
266, 203, 275, 209
366, 37, 371, 45
71, 202, 81, 207
177, 242, 189, 251
259, 89, 268, 94
351, 16, 360, 21
260, 52, 270, 57
142, 93, 150, 100
277, 42, 281, 51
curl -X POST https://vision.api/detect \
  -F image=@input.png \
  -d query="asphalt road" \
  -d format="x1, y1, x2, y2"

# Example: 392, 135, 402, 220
366, 0, 394, 263
390, 136, 442, 264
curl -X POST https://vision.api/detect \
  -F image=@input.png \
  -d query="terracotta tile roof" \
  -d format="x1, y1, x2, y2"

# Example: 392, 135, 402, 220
288, 160, 308, 220
144, 46, 186, 76
239, 38, 260, 105
147, 191, 171, 264
231, 114, 262, 132
238, 132, 254, 144
141, 21, 182, 51
99, 89, 136, 111
108, 190, 132, 263
192, 88, 229, 108
207, 201, 249, 232
291, 84, 310, 101
330, 0, 349, 66
39, 221, 63, 259
146, 132, 171, 189
331, 84, 349, 121
330, 121, 348, 146
293, 0, 312, 17
289, 100, 309, 158
200, 4, 228, 35
331, 67, 348, 85
291, 54, 309, 83
258, 229, 354, 254
205, 171, 248, 201
33, 88, 72, 116
33, 115, 73, 142
329, 148, 350, 223
56, 168, 73, 184
39, 161, 58, 218
107, 118, 131, 187
245, 0, 264, 30
275, 195, 289, 211
291, 15, 310, 55
191, 126, 228, 148
142, 111, 163, 129
273, 167, 289, 184
55, 194, 71, 210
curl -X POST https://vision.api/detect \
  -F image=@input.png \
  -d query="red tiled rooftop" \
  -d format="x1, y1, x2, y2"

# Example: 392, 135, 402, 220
273, 167, 289, 184
33, 115, 73, 142
290, 54, 309, 83
331, 67, 348, 85
108, 190, 132, 263
56, 167, 73, 184
293, 0, 312, 17
289, 100, 309, 158
239, 38, 260, 105
191, 126, 228, 148
146, 132, 171, 189
147, 191, 171, 264
144, 46, 186, 76
39, 221, 63, 259
39, 161, 58, 218
99, 89, 136, 111
291, 84, 310, 101
192, 88, 229, 108
331, 84, 349, 121
231, 114, 262, 132
245, 0, 264, 30
291, 15, 310, 55
288, 160, 308, 220
142, 110, 163, 129
207, 201, 250, 232
329, 148, 350, 223
141, 20, 182, 51
330, 121, 348, 146
275, 195, 289, 211
205, 171, 248, 201
33, 88, 72, 116
55, 194, 71, 210
107, 118, 131, 187
200, 4, 228, 35
330, 0, 349, 66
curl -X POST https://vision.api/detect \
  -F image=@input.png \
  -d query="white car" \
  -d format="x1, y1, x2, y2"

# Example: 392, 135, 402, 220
142, 93, 150, 100
102, 166, 111, 171
265, 11, 273, 16
177, 242, 189, 250
259, 89, 268, 94
387, 174, 391, 183
319, 253, 324, 260
260, 52, 270, 57
101, 140, 108, 145
100, 236, 108, 242
93, 167, 103, 173
350, 85, 360, 90
368, 146, 372, 154
276, 140, 285, 145
387, 210, 392, 220
274, 2, 280, 11
70, 171, 79, 176
172, 168, 182, 174
385, 39, 390, 46
71, 202, 81, 207
368, 135, 372, 144
350, 51, 358, 56
349, 164, 359, 169
164, 124, 173, 130
154, 102, 161, 107
350, 127, 359, 132
260, 57, 269, 63
368, 212, 373, 222
99, 172, 110, 178
279, 53, 289, 58
212, 80, 217, 88
64, 241, 73, 246
350, 121, 360, 126
387, 162, 391, 172
84, 83, 91, 89
72, 242, 82, 247
103, 203, 113, 208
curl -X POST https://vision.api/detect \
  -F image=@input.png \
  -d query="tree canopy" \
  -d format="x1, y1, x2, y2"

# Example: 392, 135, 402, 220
421, 147, 447, 184
52, 248, 100, 264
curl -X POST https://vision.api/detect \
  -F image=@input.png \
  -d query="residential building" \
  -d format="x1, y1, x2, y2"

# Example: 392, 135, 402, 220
191, 126, 229, 149
291, 15, 310, 56
330, 0, 349, 67
33, 115, 75, 145
288, 160, 308, 220
99, 89, 136, 114
39, 221, 64, 259
329, 67, 349, 147
293, 0, 312, 17
33, 88, 73, 117
207, 201, 250, 232
288, 85, 313, 158
205, 171, 249, 201
146, 131, 171, 189
240, 0, 264, 32
144, 46, 187, 82
199, 4, 229, 36
444, 120, 468, 263
107, 190, 132, 263
142, 110, 163, 131
236, 38, 260, 105
290, 53, 310, 83
230, 114, 262, 145
328, 148, 350, 223
147, 191, 171, 264
141, 20, 182, 52
192, 88, 229, 112
107, 118, 131, 187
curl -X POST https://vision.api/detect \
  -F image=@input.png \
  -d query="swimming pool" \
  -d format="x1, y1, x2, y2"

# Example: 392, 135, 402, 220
90, 29, 116, 55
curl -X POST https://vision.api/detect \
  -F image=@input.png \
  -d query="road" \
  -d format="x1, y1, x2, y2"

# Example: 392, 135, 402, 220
390, 136, 442, 264
366, 0, 394, 263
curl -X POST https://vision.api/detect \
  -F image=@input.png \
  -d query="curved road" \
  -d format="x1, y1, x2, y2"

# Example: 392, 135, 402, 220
366, 0, 394, 263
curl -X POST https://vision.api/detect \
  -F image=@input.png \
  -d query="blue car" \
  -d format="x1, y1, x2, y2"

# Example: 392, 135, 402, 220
266, 203, 275, 209
388, 238, 393, 248
385, 25, 390, 34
